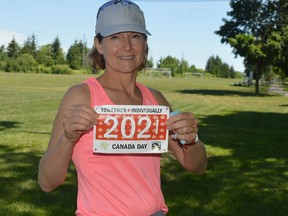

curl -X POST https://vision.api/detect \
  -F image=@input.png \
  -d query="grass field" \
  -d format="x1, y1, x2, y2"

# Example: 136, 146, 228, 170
0, 72, 287, 216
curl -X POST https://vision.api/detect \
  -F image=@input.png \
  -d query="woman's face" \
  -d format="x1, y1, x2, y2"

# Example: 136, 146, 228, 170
95, 32, 147, 74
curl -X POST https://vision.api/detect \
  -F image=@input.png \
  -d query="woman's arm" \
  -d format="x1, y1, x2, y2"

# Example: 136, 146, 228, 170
38, 84, 98, 192
149, 88, 207, 173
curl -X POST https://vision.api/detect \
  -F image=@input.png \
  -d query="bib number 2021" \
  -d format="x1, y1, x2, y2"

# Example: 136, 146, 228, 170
103, 116, 156, 139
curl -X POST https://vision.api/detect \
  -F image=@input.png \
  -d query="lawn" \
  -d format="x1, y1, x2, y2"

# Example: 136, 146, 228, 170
0, 72, 287, 215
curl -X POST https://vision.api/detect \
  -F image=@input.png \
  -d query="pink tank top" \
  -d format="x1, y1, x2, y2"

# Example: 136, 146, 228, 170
72, 77, 168, 216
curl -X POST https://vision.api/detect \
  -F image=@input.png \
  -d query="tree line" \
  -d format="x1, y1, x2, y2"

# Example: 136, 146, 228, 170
1, 0, 287, 91
0, 33, 240, 78
0, 34, 89, 74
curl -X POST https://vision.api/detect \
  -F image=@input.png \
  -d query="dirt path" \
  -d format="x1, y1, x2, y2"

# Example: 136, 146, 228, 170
268, 85, 288, 96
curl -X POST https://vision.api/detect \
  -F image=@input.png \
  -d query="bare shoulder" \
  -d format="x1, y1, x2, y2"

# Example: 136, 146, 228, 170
148, 87, 170, 107
62, 83, 90, 105
65, 83, 89, 96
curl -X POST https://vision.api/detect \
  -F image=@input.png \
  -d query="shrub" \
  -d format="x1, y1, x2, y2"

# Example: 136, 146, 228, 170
0, 61, 6, 71
5, 54, 37, 73
50, 64, 73, 74
35, 65, 52, 74
73, 68, 93, 74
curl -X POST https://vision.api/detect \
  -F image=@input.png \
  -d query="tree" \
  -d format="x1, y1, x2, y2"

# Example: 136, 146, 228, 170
0, 45, 8, 61
157, 56, 179, 77
206, 55, 221, 76
220, 63, 231, 78
147, 56, 154, 68
22, 33, 38, 58
7, 37, 20, 58
36, 44, 54, 67
51, 36, 65, 65
0, 45, 8, 71
205, 55, 237, 78
265, 26, 288, 81
66, 40, 88, 70
206, 55, 222, 76
229, 66, 236, 78
215, 0, 284, 94
178, 58, 189, 75
187, 64, 197, 73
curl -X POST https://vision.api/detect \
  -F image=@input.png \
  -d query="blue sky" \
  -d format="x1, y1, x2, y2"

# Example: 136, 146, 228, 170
0, 0, 245, 71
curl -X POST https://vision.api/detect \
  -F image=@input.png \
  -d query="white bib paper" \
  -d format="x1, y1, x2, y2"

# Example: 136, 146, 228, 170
93, 105, 170, 154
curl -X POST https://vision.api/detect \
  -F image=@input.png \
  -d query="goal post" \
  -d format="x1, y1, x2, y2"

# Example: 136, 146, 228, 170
139, 68, 172, 79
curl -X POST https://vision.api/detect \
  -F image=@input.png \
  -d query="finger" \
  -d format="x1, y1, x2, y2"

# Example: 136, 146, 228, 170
63, 118, 95, 142
64, 116, 95, 130
67, 105, 98, 125
168, 117, 198, 132
69, 104, 97, 118
167, 112, 195, 124
176, 132, 198, 144
176, 125, 197, 134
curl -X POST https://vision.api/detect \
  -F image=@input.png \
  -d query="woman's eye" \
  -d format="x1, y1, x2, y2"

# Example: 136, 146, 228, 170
110, 35, 120, 40
132, 34, 141, 39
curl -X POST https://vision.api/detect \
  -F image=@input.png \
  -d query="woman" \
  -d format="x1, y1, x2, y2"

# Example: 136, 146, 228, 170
38, 1, 207, 215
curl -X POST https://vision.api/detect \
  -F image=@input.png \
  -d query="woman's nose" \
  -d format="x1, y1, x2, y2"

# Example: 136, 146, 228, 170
121, 36, 132, 50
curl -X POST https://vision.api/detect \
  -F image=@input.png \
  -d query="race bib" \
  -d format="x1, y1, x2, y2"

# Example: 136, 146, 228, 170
93, 105, 170, 154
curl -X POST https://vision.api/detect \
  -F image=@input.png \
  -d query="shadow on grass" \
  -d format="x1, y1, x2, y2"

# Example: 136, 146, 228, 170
177, 89, 269, 97
0, 121, 50, 135
0, 144, 77, 216
161, 111, 288, 216
0, 121, 21, 131
1, 112, 287, 215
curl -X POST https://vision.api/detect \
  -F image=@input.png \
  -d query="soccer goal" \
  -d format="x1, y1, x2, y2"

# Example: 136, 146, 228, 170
139, 68, 172, 79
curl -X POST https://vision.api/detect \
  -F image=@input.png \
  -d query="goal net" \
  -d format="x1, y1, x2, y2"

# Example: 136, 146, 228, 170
139, 68, 172, 79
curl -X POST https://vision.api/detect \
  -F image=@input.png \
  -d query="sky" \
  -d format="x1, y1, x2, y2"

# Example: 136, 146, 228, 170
0, 0, 245, 72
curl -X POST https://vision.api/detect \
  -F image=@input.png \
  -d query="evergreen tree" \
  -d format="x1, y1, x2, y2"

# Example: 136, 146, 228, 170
219, 63, 230, 78
0, 45, 8, 61
205, 55, 237, 78
66, 40, 88, 69
0, 45, 8, 70
230, 66, 236, 78
22, 33, 38, 58
7, 37, 20, 58
51, 36, 65, 64
206, 55, 222, 77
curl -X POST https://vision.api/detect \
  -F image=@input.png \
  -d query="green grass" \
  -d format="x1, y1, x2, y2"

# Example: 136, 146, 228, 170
0, 72, 287, 216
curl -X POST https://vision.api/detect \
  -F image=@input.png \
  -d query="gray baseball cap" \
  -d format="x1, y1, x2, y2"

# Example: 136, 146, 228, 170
95, 2, 151, 37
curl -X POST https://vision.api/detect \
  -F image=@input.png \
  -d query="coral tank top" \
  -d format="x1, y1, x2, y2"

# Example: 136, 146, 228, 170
72, 77, 168, 216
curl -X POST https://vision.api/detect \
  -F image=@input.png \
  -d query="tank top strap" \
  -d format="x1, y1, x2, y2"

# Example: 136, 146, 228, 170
83, 77, 114, 107
136, 82, 159, 105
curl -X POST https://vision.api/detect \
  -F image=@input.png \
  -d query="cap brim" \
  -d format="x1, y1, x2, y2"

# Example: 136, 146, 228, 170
100, 24, 151, 37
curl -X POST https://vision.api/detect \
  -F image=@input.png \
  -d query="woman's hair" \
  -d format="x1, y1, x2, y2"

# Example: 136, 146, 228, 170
87, 33, 149, 72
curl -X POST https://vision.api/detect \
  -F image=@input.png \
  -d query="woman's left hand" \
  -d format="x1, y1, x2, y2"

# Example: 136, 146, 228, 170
166, 112, 199, 144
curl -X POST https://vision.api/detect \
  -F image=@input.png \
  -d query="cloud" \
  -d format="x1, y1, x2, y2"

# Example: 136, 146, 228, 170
0, 30, 26, 46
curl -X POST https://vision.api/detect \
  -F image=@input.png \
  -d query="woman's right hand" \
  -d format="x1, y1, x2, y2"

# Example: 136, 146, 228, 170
63, 104, 98, 144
